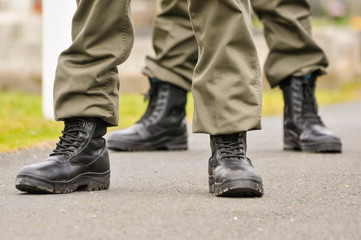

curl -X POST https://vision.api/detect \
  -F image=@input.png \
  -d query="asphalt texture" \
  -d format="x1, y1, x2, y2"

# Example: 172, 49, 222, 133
1, 101, 360, 240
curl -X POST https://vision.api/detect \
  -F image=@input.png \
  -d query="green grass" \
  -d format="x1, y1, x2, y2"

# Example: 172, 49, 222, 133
1, 81, 361, 153
0, 92, 64, 152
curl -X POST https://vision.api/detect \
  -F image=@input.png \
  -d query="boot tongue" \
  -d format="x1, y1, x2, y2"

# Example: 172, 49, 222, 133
301, 80, 323, 125
218, 133, 240, 143
65, 118, 85, 128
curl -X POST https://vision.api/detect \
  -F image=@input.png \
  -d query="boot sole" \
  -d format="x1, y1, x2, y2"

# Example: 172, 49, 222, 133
15, 171, 110, 194
284, 138, 342, 153
209, 176, 263, 197
107, 134, 188, 151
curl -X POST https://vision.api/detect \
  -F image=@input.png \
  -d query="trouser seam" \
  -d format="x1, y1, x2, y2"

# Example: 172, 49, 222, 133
120, 1, 131, 63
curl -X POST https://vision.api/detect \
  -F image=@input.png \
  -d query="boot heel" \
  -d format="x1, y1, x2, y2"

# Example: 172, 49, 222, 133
209, 176, 215, 194
83, 172, 111, 191
86, 180, 110, 191
283, 137, 300, 151
164, 134, 188, 150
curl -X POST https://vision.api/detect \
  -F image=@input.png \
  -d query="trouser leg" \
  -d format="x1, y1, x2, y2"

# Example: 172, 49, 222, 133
142, 0, 197, 91
188, 0, 262, 135
252, 0, 329, 87
53, 0, 134, 126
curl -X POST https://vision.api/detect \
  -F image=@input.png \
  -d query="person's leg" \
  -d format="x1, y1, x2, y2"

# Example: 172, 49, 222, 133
188, 0, 263, 197
252, 0, 341, 153
142, 0, 197, 91
54, 0, 133, 126
251, 0, 328, 87
15, 0, 134, 193
189, 0, 262, 135
108, 0, 195, 151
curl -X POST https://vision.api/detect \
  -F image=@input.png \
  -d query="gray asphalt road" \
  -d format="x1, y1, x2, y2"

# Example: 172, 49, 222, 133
1, 101, 360, 240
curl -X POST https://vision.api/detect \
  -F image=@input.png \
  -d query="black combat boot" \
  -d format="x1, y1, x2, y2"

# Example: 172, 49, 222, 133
16, 118, 111, 194
107, 79, 188, 151
208, 132, 264, 197
280, 75, 342, 153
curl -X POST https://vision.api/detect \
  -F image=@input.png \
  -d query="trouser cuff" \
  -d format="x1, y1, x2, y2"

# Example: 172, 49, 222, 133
142, 59, 191, 91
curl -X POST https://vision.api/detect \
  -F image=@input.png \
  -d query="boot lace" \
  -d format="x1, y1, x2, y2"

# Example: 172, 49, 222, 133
302, 81, 323, 125
218, 135, 245, 160
50, 119, 87, 157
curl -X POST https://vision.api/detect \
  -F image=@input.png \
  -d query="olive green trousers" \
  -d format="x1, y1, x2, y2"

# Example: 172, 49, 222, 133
54, 0, 262, 135
143, 0, 329, 90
